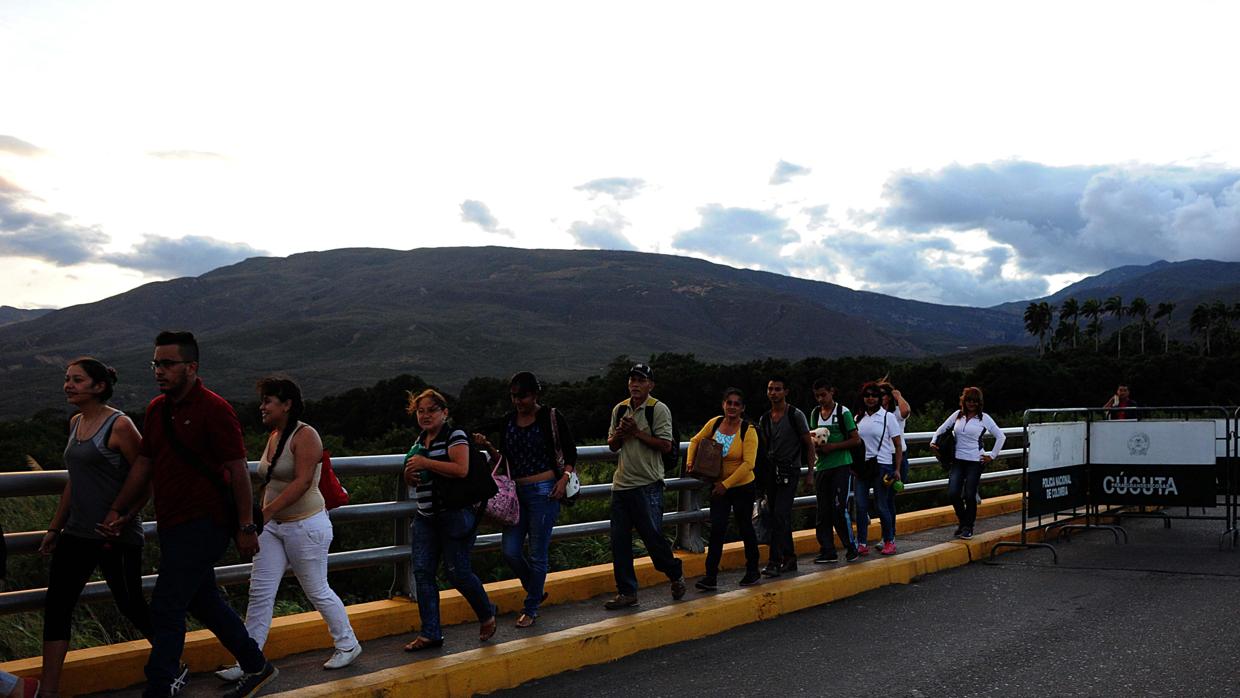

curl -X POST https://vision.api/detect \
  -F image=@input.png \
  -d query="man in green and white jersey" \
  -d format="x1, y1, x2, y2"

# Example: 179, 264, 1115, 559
809, 379, 861, 563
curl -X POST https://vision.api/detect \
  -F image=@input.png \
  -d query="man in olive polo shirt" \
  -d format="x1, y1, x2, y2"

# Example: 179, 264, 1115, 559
603, 363, 687, 609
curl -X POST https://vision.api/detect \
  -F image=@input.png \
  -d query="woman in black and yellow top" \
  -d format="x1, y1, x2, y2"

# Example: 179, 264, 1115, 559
687, 388, 761, 590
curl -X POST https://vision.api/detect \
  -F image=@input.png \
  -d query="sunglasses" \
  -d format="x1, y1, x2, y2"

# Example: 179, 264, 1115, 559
724, 400, 743, 407
862, 391, 881, 398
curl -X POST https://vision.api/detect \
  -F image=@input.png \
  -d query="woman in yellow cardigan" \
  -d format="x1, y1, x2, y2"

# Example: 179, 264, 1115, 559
688, 387, 761, 591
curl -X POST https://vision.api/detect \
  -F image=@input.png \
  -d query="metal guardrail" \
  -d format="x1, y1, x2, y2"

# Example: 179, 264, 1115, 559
0, 427, 1023, 615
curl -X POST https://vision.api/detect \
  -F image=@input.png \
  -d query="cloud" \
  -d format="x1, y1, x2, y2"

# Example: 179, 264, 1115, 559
828, 233, 1047, 306
102, 235, 266, 276
874, 160, 1240, 274
0, 177, 107, 265
575, 177, 647, 201
803, 204, 830, 231
0, 135, 43, 157
459, 199, 513, 236
147, 150, 226, 160
568, 213, 636, 251
770, 160, 811, 185
673, 205, 799, 271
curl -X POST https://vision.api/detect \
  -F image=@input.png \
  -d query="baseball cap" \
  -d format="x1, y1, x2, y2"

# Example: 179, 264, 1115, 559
629, 363, 654, 380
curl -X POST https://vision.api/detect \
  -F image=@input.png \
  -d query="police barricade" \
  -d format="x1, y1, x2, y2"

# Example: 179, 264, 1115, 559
993, 406, 1236, 562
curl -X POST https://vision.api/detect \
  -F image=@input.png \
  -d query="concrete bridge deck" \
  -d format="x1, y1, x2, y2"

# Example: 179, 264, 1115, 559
10, 495, 1236, 696
497, 511, 1240, 698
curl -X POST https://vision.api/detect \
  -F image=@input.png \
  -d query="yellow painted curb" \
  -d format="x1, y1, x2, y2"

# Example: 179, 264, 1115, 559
0, 494, 1024, 695
270, 517, 1047, 697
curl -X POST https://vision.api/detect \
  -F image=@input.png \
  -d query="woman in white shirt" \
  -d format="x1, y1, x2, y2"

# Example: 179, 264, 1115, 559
855, 382, 904, 555
930, 386, 1006, 540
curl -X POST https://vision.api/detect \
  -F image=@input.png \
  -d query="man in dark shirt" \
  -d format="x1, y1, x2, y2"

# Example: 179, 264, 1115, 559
105, 331, 277, 698
758, 377, 813, 577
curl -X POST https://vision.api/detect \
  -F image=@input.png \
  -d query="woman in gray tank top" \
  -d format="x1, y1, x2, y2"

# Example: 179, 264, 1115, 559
39, 358, 152, 698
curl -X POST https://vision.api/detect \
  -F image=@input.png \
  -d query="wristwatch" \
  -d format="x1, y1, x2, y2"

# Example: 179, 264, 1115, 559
240, 523, 259, 535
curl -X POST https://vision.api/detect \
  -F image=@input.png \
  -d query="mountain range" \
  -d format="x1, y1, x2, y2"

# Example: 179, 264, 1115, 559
0, 248, 1236, 419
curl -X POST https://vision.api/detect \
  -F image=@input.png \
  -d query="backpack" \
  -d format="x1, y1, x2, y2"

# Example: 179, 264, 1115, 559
613, 399, 682, 476
756, 407, 806, 491
431, 426, 500, 511
691, 416, 755, 480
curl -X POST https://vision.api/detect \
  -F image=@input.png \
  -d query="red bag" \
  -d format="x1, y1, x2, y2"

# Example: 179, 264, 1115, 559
319, 450, 349, 510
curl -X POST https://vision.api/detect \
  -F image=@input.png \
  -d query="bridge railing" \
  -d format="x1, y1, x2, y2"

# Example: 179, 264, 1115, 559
0, 427, 1023, 615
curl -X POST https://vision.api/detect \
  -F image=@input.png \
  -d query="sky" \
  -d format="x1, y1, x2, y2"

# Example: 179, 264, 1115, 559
2, 1, 1239, 310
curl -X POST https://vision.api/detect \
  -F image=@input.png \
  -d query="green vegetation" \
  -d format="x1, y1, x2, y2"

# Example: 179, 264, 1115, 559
3, 348, 1240, 660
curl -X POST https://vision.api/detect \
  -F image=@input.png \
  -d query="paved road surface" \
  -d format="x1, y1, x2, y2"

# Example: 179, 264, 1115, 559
496, 513, 1240, 698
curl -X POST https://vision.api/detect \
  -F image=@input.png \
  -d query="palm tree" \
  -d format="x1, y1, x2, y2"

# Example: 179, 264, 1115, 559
1081, 299, 1103, 352
1190, 302, 1212, 354
1128, 297, 1149, 354
1103, 295, 1126, 357
1023, 301, 1053, 355
1060, 298, 1080, 349
1212, 301, 1232, 352
1153, 302, 1175, 353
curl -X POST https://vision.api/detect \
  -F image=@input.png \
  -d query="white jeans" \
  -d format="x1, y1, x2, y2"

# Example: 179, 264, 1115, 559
244, 509, 357, 651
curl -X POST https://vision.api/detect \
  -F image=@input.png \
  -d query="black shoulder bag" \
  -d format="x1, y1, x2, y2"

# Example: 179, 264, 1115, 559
161, 399, 262, 536
932, 411, 958, 468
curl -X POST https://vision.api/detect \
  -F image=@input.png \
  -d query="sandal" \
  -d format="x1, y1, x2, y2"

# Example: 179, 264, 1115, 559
479, 615, 498, 642
403, 636, 444, 652
515, 613, 536, 629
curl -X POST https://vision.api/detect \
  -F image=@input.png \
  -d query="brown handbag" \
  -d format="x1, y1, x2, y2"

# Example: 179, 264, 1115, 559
686, 417, 726, 480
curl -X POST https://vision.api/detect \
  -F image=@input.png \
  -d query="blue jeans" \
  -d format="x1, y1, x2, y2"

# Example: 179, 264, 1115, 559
947, 459, 984, 528
501, 479, 560, 616
609, 481, 683, 596
144, 518, 264, 696
873, 462, 898, 544
852, 473, 871, 547
411, 508, 495, 642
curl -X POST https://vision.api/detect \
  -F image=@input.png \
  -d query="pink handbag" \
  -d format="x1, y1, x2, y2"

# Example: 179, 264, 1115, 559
484, 455, 520, 526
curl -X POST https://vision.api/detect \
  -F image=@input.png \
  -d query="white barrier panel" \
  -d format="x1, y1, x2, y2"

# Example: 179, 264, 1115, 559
1028, 422, 1087, 473
1089, 420, 1217, 465
1216, 419, 1231, 458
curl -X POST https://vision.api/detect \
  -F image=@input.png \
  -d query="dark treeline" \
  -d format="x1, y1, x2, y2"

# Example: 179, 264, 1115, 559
5, 348, 1240, 472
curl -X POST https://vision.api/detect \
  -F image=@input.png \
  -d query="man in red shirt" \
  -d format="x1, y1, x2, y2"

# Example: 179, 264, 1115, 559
1102, 384, 1138, 420
104, 331, 277, 698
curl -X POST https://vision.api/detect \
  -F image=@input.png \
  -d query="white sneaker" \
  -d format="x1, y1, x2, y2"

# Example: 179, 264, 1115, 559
214, 663, 244, 682
323, 644, 362, 670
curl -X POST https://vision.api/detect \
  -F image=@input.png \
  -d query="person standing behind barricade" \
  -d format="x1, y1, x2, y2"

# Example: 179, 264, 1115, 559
759, 377, 814, 577
214, 377, 360, 684
856, 382, 904, 556
473, 371, 577, 629
1102, 384, 1138, 420
603, 363, 687, 610
688, 388, 761, 591
100, 331, 277, 698
40, 357, 152, 698
809, 380, 861, 564
930, 387, 1007, 540
401, 389, 497, 651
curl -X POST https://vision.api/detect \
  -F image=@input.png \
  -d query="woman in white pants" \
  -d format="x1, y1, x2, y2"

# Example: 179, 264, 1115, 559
217, 377, 360, 681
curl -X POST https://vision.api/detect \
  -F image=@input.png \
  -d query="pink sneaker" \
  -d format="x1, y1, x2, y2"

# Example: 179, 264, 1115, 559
880, 541, 897, 555
856, 543, 869, 556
